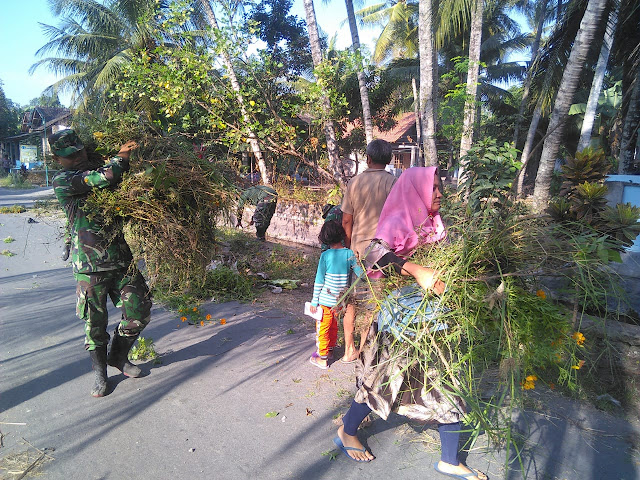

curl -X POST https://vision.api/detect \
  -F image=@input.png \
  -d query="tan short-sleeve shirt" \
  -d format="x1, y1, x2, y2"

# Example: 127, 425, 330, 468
341, 168, 397, 258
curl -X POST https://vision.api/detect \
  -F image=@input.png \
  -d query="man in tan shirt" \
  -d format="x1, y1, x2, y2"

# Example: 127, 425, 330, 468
338, 140, 396, 363
341, 139, 397, 259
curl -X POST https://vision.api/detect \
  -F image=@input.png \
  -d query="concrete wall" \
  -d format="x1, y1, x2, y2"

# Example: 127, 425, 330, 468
236, 201, 324, 247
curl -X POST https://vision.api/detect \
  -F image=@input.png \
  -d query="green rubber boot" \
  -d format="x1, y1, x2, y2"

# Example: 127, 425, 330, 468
89, 345, 108, 397
108, 334, 142, 378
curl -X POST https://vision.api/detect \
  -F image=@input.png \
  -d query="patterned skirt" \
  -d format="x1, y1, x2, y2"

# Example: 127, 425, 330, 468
353, 323, 465, 425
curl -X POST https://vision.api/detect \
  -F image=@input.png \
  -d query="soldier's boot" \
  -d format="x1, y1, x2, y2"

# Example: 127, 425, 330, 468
89, 345, 109, 397
108, 334, 142, 378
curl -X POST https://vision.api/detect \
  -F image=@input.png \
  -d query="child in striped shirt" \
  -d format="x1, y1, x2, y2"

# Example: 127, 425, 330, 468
309, 221, 363, 369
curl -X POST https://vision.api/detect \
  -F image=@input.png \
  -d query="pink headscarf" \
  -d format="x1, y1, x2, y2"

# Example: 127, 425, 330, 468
374, 167, 446, 257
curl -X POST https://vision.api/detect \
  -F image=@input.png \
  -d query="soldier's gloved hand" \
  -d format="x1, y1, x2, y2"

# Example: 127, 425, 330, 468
61, 243, 71, 261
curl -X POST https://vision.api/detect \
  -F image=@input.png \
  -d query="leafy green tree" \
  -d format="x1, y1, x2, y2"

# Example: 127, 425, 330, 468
0, 81, 20, 138
26, 92, 64, 108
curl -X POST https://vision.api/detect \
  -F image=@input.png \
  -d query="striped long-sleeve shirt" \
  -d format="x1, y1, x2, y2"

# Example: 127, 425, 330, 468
311, 248, 363, 307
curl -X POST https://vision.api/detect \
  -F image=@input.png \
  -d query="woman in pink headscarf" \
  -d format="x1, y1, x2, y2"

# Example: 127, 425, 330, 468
362, 166, 446, 294
332, 168, 487, 480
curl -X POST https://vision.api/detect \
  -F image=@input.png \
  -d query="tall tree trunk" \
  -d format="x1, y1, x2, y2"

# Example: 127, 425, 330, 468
418, 0, 438, 166
345, 0, 374, 145
412, 77, 423, 166
302, 0, 344, 182
201, 0, 270, 185
619, 67, 640, 174
513, 0, 548, 147
458, 0, 483, 175
578, 5, 618, 152
532, 0, 608, 211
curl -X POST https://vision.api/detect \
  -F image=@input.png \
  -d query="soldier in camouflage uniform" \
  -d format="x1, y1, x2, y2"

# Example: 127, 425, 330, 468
50, 129, 152, 398
235, 185, 278, 241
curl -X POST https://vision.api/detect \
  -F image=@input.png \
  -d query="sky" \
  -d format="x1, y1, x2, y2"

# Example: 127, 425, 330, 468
0, 0, 381, 108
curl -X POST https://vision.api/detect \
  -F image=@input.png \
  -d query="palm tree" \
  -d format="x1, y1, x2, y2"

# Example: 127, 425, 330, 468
199, 0, 270, 185
302, 0, 344, 182
532, 0, 608, 211
418, 0, 438, 165
31, 0, 163, 109
619, 68, 640, 174
577, 4, 617, 152
345, 0, 374, 144
512, 0, 551, 147
356, 0, 419, 64
458, 0, 484, 169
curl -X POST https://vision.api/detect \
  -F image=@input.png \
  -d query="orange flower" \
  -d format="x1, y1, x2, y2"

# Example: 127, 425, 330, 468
522, 374, 537, 390
200, 321, 204, 326
536, 289, 546, 299
193, 307, 197, 312
220, 318, 227, 325
549, 382, 556, 390
181, 316, 187, 322
571, 332, 586, 346
206, 314, 212, 320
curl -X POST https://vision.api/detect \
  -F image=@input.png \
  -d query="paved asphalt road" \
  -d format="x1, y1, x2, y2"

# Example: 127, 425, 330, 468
1, 189, 640, 479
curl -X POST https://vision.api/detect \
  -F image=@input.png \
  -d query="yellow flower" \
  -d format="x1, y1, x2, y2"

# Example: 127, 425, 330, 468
571, 332, 586, 346
526, 375, 538, 382
220, 318, 227, 325
206, 314, 212, 320
522, 381, 535, 390
536, 289, 546, 299
181, 316, 187, 322
572, 360, 585, 370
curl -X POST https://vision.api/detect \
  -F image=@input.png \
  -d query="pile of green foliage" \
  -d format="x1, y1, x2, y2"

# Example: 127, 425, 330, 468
368, 140, 640, 468
82, 119, 235, 294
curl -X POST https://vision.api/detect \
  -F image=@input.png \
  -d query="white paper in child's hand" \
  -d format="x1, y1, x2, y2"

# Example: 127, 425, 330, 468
304, 302, 323, 320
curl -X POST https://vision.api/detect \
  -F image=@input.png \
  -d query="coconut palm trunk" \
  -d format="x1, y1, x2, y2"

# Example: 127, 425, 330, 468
345, 0, 374, 145
200, 0, 270, 185
577, 5, 618, 152
513, 0, 548, 147
517, 73, 551, 196
412, 77, 423, 166
303, 0, 344, 182
619, 67, 640, 174
418, 0, 438, 166
458, 0, 483, 176
532, 0, 608, 211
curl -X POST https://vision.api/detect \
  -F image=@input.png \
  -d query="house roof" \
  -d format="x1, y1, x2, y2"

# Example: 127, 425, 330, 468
372, 112, 417, 144
21, 107, 72, 133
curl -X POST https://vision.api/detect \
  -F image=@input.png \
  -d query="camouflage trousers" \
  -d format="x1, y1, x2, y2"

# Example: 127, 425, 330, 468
75, 267, 152, 350
253, 199, 277, 239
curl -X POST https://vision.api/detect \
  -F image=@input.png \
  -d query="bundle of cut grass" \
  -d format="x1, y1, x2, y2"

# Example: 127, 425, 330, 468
368, 201, 611, 460
85, 135, 235, 294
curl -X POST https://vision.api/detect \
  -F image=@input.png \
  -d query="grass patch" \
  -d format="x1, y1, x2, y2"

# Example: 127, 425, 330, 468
3, 236, 15, 243
1, 249, 16, 257
0, 173, 34, 189
33, 199, 63, 215
0, 205, 27, 214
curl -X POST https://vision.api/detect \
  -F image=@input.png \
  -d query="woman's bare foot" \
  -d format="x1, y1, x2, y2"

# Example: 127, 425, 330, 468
436, 461, 487, 480
337, 425, 375, 461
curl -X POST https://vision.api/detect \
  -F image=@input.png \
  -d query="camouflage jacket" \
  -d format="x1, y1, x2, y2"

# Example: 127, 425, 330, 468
236, 185, 277, 218
53, 156, 132, 274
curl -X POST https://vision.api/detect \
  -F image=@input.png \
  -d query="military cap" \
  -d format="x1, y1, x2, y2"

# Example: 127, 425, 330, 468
49, 129, 85, 157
